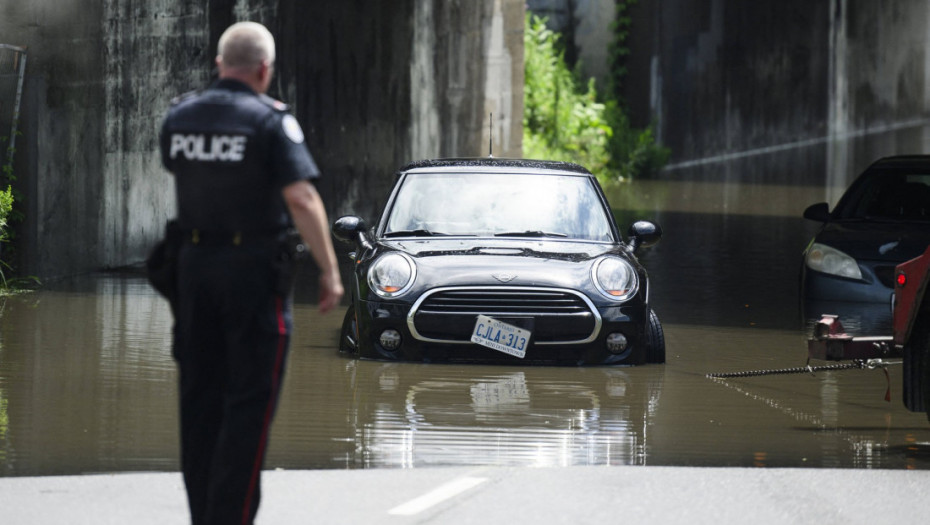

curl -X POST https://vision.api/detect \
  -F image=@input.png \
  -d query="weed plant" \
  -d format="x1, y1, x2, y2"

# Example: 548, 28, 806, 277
523, 12, 668, 184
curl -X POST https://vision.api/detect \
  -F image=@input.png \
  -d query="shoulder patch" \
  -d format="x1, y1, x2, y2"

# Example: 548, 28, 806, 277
259, 94, 290, 112
282, 114, 305, 144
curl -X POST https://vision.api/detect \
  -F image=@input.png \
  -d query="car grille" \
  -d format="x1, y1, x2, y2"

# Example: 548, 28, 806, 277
408, 286, 600, 344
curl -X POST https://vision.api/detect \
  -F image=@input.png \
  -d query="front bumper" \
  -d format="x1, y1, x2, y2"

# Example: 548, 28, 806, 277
801, 266, 894, 335
355, 295, 649, 365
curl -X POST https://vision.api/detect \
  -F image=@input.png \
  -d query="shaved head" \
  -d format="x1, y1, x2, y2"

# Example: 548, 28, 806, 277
217, 21, 276, 71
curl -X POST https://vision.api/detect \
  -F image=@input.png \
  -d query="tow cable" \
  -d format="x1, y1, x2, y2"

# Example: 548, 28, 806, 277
705, 358, 899, 379
707, 359, 902, 402
706, 316, 905, 401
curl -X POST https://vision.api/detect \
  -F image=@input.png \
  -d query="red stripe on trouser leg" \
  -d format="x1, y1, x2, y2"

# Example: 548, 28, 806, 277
241, 296, 287, 525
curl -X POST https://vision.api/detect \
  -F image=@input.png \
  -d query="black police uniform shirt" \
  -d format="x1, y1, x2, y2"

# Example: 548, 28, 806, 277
160, 78, 320, 235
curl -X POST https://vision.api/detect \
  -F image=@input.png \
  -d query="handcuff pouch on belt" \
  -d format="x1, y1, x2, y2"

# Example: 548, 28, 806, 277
274, 228, 308, 296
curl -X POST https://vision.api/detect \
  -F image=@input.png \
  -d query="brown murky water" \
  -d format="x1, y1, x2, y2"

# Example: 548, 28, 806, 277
1, 178, 929, 477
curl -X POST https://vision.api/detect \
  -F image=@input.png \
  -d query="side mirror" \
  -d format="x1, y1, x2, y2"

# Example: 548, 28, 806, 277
803, 203, 831, 222
627, 220, 662, 252
332, 215, 368, 244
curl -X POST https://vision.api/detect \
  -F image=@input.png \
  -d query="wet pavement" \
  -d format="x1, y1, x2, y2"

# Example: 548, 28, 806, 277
4, 466, 930, 524
1, 177, 928, 480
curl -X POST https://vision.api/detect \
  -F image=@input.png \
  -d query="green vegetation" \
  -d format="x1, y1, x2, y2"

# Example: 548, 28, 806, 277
606, 0, 636, 100
0, 184, 11, 246
1, 136, 14, 290
0, 183, 11, 240
1, 135, 35, 293
523, 14, 612, 175
0, 394, 7, 450
523, 10, 668, 185
0, 184, 17, 291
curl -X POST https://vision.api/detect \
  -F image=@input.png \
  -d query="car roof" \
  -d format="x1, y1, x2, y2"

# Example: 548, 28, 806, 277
397, 157, 594, 176
866, 155, 930, 171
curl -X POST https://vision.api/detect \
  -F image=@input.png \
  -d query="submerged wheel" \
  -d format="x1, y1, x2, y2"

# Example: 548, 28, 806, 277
904, 298, 930, 420
645, 309, 666, 364
923, 326, 930, 423
339, 304, 359, 355
905, 296, 930, 421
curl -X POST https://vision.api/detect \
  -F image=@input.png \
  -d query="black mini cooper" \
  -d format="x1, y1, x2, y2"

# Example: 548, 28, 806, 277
332, 158, 664, 365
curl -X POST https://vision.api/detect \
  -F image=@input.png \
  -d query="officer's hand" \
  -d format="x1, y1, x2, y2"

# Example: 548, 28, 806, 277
318, 270, 344, 314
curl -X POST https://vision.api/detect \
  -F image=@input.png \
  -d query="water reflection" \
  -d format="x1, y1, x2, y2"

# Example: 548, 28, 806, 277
608, 182, 822, 331
0, 281, 177, 476
0, 309, 8, 468
1, 272, 927, 477
339, 363, 664, 468
2, 169, 930, 476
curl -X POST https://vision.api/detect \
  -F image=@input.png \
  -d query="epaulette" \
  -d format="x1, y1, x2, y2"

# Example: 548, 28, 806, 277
259, 93, 290, 112
170, 89, 201, 105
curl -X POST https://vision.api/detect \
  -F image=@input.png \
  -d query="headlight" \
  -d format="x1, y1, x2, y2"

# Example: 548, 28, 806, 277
805, 243, 862, 280
593, 256, 639, 301
368, 253, 416, 297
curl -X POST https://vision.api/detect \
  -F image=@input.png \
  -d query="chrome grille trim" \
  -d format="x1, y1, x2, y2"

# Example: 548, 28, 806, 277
407, 286, 601, 345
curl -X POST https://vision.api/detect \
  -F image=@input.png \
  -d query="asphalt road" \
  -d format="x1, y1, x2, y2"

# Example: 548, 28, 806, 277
2, 465, 926, 524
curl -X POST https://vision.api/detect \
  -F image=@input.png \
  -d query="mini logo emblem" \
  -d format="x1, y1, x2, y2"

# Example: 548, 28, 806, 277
493, 273, 516, 283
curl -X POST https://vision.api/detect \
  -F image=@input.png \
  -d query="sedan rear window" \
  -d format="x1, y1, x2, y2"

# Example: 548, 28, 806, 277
384, 172, 616, 241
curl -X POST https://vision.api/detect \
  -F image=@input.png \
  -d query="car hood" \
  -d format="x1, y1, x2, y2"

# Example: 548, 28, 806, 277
816, 221, 930, 262
378, 238, 626, 290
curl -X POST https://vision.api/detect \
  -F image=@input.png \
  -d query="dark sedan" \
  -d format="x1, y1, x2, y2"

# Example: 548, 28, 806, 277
801, 155, 930, 335
332, 158, 664, 365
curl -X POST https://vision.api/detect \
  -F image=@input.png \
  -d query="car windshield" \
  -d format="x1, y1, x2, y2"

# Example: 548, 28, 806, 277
383, 172, 616, 241
838, 172, 930, 221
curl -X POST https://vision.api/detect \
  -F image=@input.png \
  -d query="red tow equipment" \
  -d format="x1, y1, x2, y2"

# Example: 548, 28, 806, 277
807, 315, 895, 361
893, 245, 930, 347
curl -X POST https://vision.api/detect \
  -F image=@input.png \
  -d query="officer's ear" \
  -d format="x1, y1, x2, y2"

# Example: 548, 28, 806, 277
258, 60, 274, 91
215, 55, 227, 78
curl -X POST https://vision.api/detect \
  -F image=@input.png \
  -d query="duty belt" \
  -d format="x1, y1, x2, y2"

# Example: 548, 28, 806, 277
182, 228, 286, 247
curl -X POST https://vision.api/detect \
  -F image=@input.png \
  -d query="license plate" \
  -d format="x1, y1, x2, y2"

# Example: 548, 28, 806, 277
470, 315, 531, 358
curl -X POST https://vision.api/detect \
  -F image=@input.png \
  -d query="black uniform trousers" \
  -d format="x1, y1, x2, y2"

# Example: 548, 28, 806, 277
173, 239, 291, 525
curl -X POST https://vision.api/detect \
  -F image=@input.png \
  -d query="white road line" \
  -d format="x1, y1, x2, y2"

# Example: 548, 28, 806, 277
388, 476, 488, 516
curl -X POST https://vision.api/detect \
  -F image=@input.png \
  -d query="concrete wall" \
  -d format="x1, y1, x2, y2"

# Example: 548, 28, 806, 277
1, 0, 524, 279
7, 0, 928, 277
623, 0, 930, 197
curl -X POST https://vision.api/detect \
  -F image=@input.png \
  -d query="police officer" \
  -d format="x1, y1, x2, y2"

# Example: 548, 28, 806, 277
159, 21, 343, 524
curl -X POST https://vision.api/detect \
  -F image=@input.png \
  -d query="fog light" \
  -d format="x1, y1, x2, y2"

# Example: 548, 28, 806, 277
379, 329, 402, 351
606, 333, 628, 354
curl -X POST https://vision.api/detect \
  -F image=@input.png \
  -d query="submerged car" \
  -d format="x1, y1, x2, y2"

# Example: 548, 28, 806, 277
332, 158, 664, 365
801, 155, 930, 334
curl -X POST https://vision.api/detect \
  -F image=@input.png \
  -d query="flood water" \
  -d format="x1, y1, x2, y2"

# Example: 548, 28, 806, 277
2, 175, 929, 478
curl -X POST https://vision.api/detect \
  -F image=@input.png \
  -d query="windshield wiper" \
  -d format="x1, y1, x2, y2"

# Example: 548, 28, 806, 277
383, 229, 449, 238
494, 230, 568, 238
